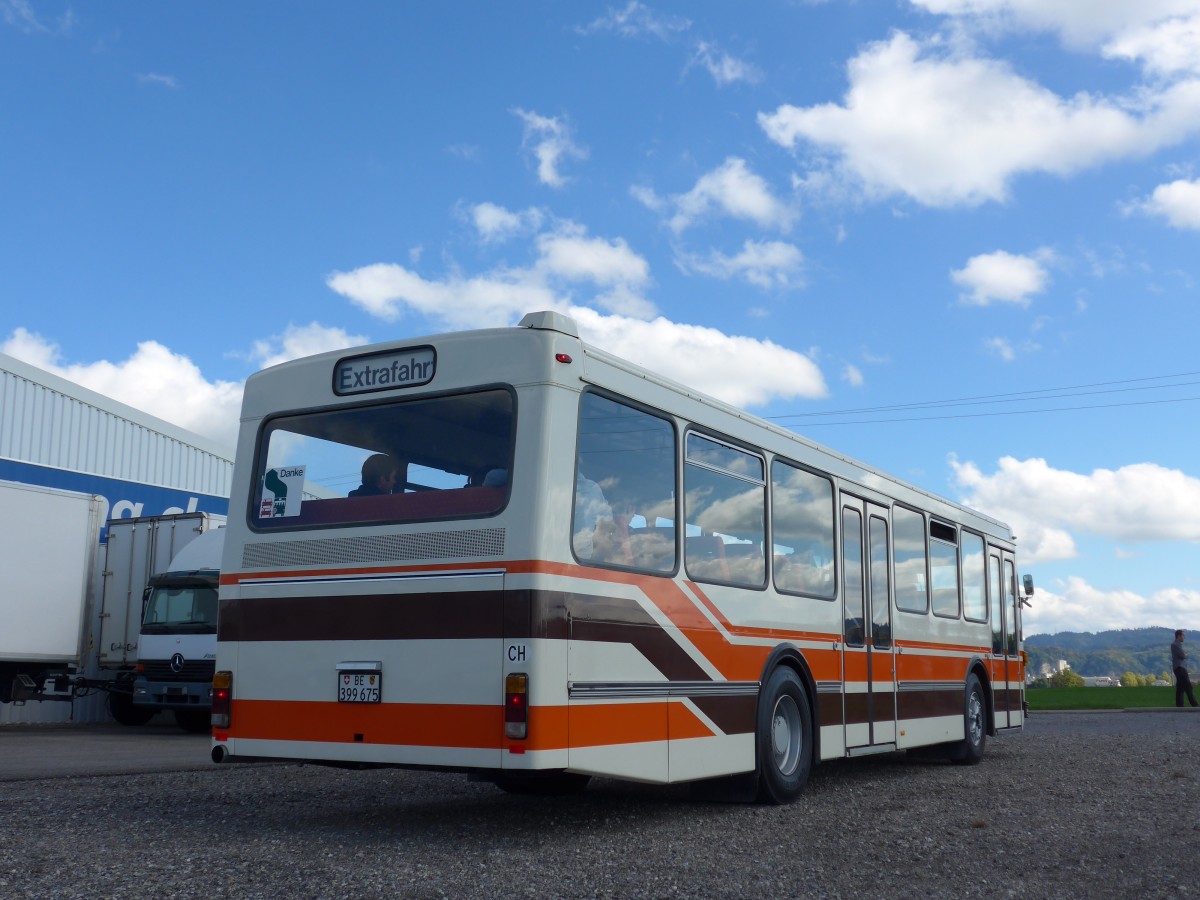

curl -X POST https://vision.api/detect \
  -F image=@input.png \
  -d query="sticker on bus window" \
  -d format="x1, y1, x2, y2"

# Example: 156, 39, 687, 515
259, 466, 305, 518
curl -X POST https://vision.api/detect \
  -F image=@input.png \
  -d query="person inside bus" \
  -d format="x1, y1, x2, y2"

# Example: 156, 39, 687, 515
349, 453, 402, 497
482, 467, 508, 487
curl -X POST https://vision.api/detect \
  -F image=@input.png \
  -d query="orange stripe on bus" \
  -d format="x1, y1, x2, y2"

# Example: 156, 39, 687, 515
668, 701, 719, 740
229, 700, 503, 747
568, 700, 715, 746
226, 699, 715, 751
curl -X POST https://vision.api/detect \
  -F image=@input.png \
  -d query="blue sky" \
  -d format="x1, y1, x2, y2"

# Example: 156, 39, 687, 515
4, 0, 1199, 636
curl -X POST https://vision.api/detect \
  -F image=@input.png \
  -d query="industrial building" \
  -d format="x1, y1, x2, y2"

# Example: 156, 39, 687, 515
0, 351, 234, 724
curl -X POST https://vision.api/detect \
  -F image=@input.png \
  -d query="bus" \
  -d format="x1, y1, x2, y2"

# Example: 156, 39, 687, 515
211, 310, 1026, 802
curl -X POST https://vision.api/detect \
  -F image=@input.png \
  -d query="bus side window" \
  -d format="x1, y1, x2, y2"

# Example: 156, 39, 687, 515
770, 461, 835, 599
893, 506, 928, 614
929, 520, 960, 618
571, 392, 676, 574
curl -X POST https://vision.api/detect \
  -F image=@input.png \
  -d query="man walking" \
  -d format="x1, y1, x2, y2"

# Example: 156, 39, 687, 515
1172, 629, 1199, 708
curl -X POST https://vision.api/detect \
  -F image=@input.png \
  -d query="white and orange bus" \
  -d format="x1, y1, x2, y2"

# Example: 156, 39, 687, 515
211, 311, 1027, 802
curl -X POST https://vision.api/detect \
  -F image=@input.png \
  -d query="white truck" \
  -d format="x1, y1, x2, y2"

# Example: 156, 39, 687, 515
1, 479, 224, 732
128, 527, 224, 732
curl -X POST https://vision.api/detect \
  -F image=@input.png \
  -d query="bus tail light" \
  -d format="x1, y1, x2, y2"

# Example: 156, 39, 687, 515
211, 670, 233, 728
505, 673, 528, 739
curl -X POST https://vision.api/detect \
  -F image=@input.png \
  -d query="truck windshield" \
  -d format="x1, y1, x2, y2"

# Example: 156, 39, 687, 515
252, 387, 514, 530
143, 584, 218, 631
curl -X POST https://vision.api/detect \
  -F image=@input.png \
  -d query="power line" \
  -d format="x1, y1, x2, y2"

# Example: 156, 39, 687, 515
768, 370, 1200, 425
787, 394, 1200, 427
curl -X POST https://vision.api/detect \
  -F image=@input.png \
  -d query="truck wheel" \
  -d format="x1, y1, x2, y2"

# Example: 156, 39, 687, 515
107, 691, 156, 726
174, 709, 212, 733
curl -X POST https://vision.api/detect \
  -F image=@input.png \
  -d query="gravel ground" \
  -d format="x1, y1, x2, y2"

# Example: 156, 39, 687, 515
3, 711, 1199, 899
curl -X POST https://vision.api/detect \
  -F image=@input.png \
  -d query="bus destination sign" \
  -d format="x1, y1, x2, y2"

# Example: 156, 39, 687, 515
333, 346, 436, 396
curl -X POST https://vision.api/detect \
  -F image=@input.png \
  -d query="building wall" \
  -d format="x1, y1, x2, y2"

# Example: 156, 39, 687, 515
0, 352, 235, 725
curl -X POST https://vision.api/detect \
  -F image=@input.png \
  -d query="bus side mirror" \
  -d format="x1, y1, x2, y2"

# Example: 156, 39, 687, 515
1022, 574, 1034, 596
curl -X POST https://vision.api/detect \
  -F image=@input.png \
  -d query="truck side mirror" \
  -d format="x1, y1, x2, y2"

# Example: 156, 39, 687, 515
1022, 574, 1034, 596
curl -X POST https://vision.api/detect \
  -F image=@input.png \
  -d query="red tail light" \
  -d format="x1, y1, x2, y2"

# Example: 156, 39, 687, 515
505, 673, 528, 739
211, 670, 232, 728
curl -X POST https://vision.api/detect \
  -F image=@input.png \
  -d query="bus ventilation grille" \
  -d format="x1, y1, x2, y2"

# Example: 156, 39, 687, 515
240, 528, 506, 569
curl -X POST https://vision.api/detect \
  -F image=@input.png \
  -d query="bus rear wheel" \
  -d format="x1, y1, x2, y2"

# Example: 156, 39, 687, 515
952, 673, 987, 766
756, 666, 813, 804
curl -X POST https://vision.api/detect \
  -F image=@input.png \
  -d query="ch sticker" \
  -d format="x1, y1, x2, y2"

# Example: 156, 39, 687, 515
506, 643, 528, 662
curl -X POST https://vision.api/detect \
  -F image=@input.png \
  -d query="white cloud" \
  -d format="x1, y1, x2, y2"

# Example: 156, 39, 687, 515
513, 109, 588, 189
327, 262, 557, 329
758, 31, 1200, 207
1023, 577, 1200, 636
1105, 13, 1200, 77
569, 308, 828, 407
951, 249, 1051, 306
842, 364, 864, 387
666, 157, 796, 233
912, 0, 1200, 75
248, 322, 369, 371
952, 456, 1200, 563
681, 239, 805, 289
576, 1, 691, 40
984, 337, 1015, 361
328, 220, 654, 326
138, 73, 180, 89
2, 328, 243, 448
535, 228, 650, 287
1127, 177, 1200, 229
327, 255, 828, 408
630, 184, 665, 213
688, 40, 763, 86
468, 202, 545, 243
2, 321, 375, 449
447, 143, 482, 162
3, 0, 74, 35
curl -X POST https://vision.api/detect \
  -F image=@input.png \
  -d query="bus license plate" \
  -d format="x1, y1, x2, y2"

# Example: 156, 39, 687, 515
337, 671, 381, 703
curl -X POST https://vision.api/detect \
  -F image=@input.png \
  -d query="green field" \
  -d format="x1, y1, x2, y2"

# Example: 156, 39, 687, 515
1025, 686, 1179, 710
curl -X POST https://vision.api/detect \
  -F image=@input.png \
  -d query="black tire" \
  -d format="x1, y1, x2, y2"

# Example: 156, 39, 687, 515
174, 709, 212, 734
756, 666, 814, 804
493, 772, 591, 796
107, 691, 156, 726
952, 673, 987, 766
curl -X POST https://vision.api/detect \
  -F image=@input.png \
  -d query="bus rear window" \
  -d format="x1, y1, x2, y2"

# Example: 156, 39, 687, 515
252, 388, 514, 529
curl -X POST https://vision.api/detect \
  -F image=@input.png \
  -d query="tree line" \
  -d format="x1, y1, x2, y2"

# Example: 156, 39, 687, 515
1024, 626, 1179, 679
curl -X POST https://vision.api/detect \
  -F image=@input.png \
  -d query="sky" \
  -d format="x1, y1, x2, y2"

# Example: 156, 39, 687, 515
3, 0, 1199, 637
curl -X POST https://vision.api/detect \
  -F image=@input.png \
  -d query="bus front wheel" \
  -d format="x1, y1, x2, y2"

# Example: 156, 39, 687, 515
756, 666, 813, 804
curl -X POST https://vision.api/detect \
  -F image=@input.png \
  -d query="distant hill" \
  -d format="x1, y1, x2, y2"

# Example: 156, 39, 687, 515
1025, 627, 1178, 678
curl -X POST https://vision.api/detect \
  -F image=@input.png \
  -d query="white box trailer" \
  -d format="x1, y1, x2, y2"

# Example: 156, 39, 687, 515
0, 480, 104, 694
1, 492, 226, 730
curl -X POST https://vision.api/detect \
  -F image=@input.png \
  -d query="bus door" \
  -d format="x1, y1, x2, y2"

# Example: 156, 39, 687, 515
1002, 551, 1023, 727
988, 547, 1022, 729
840, 497, 897, 750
